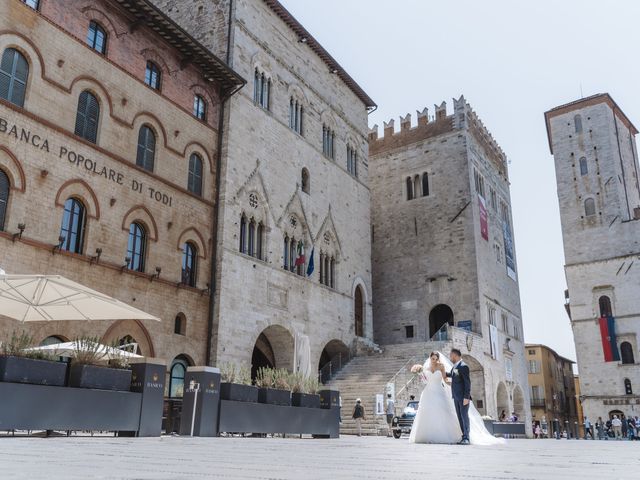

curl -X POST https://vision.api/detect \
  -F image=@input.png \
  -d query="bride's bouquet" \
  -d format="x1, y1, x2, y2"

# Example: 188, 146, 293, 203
410, 364, 423, 374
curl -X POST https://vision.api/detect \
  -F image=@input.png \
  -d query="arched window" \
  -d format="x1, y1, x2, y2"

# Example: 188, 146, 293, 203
188, 153, 203, 196
86, 21, 107, 54
0, 48, 29, 108
283, 235, 290, 270
239, 214, 247, 254
406, 177, 413, 200
301, 168, 310, 194
624, 378, 633, 395
174, 313, 186, 335
59, 198, 86, 254
126, 222, 146, 272
0, 170, 9, 232
599, 295, 612, 317
74, 90, 100, 143
414, 175, 421, 198
22, 0, 40, 10
347, 145, 358, 177
193, 95, 206, 121
620, 342, 635, 365
181, 242, 197, 287
253, 69, 270, 109
289, 97, 303, 134
574, 114, 583, 134
422, 173, 429, 197
256, 222, 264, 260
354, 285, 364, 337
136, 125, 156, 172
248, 218, 256, 257
145, 61, 161, 90
118, 335, 141, 355
584, 198, 596, 217
579, 157, 588, 176
169, 356, 189, 398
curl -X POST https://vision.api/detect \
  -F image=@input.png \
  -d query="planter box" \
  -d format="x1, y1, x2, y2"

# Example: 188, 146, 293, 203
68, 364, 131, 391
292, 393, 321, 408
258, 387, 291, 406
220, 383, 258, 403
0, 355, 67, 386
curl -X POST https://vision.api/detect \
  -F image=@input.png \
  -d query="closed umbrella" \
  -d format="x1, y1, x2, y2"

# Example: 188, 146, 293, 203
0, 274, 159, 323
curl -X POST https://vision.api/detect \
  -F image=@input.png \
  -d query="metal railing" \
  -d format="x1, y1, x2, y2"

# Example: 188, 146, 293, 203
318, 351, 352, 384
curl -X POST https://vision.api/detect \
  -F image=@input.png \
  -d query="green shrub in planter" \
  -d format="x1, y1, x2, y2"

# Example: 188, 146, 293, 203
220, 363, 258, 402
256, 367, 291, 406
0, 331, 67, 386
67, 336, 131, 391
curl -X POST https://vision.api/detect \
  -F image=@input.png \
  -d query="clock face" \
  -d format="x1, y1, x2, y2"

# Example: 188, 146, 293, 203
249, 193, 258, 209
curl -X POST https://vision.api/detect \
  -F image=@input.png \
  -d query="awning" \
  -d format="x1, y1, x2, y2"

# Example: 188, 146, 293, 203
0, 274, 160, 323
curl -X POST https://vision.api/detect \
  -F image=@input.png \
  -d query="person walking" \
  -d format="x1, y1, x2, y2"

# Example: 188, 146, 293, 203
352, 399, 366, 437
611, 415, 622, 440
596, 417, 605, 440
385, 394, 395, 437
584, 417, 593, 439
621, 414, 628, 439
535, 424, 542, 439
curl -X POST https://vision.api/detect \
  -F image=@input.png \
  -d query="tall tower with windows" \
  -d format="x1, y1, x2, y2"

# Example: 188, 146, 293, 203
545, 94, 640, 421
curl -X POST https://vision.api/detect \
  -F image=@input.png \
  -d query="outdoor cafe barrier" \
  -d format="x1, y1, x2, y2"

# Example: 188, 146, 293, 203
0, 358, 166, 437
180, 366, 341, 438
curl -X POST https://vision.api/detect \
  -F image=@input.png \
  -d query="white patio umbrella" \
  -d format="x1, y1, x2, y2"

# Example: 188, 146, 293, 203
24, 341, 142, 360
0, 274, 160, 323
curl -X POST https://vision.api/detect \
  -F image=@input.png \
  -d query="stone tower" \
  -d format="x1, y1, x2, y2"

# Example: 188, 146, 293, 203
545, 94, 640, 421
369, 96, 530, 424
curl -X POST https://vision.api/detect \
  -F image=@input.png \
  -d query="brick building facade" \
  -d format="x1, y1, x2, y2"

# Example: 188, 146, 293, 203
546, 94, 640, 422
0, 0, 243, 396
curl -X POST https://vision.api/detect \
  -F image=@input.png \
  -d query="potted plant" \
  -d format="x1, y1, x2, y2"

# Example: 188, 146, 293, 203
256, 367, 291, 406
0, 331, 67, 386
291, 374, 321, 408
219, 363, 258, 402
67, 337, 132, 391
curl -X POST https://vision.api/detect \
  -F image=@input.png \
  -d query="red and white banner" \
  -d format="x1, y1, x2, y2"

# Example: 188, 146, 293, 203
479, 195, 489, 241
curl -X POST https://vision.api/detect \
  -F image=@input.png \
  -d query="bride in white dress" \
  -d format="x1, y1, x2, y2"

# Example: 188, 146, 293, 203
409, 351, 504, 446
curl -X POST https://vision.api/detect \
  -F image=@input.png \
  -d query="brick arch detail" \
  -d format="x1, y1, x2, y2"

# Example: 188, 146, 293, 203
79, 5, 126, 39
0, 146, 26, 192
102, 319, 155, 357
183, 142, 214, 174
176, 226, 207, 259
69, 75, 115, 119
54, 179, 101, 220
131, 111, 169, 150
0, 31, 46, 80
121, 204, 159, 242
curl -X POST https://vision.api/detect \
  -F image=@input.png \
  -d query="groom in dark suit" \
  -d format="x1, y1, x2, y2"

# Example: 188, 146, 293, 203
448, 348, 471, 445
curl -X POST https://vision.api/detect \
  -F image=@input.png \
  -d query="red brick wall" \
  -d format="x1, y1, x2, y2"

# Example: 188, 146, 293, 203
39, 0, 220, 127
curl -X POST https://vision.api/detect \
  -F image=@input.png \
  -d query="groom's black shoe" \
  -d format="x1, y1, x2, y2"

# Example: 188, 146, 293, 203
460, 439, 470, 445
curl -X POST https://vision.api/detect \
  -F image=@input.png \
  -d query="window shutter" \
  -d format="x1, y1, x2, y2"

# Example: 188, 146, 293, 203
0, 170, 9, 231
85, 93, 99, 143
74, 91, 89, 137
0, 50, 14, 101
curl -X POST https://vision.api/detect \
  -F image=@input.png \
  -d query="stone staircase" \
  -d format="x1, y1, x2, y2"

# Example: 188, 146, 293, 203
327, 341, 448, 436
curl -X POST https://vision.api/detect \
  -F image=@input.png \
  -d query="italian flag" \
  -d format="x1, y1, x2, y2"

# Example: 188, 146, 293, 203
294, 241, 305, 266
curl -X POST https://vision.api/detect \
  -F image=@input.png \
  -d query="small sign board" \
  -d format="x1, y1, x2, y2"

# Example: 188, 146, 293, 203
458, 320, 473, 332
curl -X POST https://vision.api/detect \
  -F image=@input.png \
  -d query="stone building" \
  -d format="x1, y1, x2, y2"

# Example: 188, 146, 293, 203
545, 94, 640, 422
0, 0, 243, 396
368, 97, 530, 424
154, 0, 376, 375
526, 344, 578, 432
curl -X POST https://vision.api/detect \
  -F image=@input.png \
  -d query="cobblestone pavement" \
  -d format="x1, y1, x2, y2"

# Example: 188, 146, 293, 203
0, 435, 638, 479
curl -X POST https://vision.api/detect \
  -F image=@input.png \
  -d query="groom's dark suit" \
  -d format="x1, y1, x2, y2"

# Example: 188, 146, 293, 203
448, 361, 471, 442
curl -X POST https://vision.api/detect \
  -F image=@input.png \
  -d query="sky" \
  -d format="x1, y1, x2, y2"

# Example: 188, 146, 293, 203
279, 0, 640, 362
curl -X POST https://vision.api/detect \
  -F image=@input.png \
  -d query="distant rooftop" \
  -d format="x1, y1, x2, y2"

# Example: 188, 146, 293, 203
544, 93, 638, 154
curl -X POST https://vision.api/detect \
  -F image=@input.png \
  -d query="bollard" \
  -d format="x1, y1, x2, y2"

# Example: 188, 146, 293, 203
542, 420, 548, 439
565, 420, 570, 439
583, 422, 587, 440
574, 421, 579, 439
553, 419, 560, 439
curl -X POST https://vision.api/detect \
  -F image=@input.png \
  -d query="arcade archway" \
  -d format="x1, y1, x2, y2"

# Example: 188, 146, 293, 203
513, 385, 525, 419
496, 381, 509, 420
251, 325, 294, 379
429, 304, 454, 338
318, 339, 350, 382
462, 355, 486, 414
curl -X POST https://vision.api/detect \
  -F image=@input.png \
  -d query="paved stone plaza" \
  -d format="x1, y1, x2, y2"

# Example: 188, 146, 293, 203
0, 435, 637, 479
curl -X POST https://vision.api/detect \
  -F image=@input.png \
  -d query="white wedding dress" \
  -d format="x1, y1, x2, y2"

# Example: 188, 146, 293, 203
409, 354, 505, 446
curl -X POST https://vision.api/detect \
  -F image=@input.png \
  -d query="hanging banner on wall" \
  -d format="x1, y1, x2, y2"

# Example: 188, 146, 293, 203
479, 195, 489, 241
599, 316, 620, 362
503, 220, 517, 281
489, 324, 500, 361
